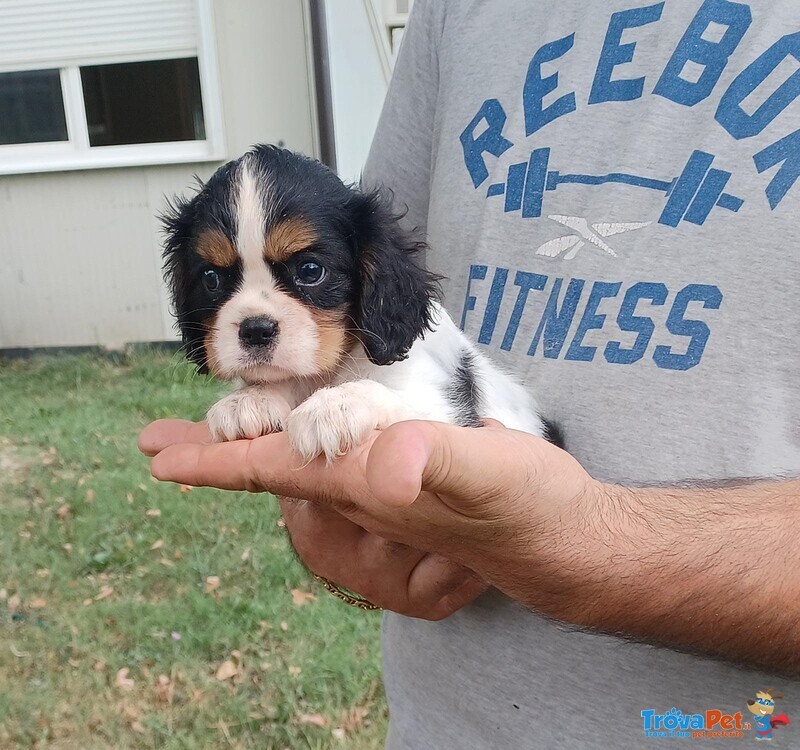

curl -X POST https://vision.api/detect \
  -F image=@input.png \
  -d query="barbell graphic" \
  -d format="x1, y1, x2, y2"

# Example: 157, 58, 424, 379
485, 148, 744, 227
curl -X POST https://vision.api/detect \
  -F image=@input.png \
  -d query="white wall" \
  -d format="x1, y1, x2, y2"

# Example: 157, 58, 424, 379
324, 0, 390, 185
0, 0, 317, 350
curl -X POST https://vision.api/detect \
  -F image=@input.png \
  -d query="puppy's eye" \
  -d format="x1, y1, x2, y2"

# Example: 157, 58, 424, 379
202, 269, 221, 292
295, 261, 326, 286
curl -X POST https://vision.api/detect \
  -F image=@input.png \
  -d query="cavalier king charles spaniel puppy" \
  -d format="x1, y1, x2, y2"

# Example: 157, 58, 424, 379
162, 145, 561, 461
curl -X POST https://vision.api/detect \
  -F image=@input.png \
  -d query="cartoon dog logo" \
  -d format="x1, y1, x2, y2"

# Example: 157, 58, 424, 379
747, 690, 791, 741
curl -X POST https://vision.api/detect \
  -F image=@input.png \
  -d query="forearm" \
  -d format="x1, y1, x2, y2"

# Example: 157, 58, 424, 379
544, 479, 800, 674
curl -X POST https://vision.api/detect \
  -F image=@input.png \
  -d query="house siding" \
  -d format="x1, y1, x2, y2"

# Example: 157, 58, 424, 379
0, 0, 317, 349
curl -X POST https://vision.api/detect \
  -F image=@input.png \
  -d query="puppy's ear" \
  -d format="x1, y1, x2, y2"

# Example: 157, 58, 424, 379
351, 190, 440, 365
161, 193, 208, 372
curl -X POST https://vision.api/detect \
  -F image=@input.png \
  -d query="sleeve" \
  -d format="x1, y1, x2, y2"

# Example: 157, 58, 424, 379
361, 0, 445, 238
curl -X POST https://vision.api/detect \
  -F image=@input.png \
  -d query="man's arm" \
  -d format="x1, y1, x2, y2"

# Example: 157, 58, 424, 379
141, 418, 800, 676
560, 479, 799, 673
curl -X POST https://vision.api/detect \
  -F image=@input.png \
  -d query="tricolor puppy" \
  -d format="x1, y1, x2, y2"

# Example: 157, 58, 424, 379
162, 145, 560, 461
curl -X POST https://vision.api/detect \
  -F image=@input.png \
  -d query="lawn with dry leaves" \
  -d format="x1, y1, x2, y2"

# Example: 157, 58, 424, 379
0, 351, 385, 748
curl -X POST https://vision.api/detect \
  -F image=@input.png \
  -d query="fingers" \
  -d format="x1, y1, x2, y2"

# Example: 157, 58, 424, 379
365, 420, 525, 508
150, 437, 274, 492
150, 430, 375, 503
281, 498, 486, 620
406, 554, 488, 618
138, 419, 211, 456
280, 497, 369, 570
480, 418, 506, 430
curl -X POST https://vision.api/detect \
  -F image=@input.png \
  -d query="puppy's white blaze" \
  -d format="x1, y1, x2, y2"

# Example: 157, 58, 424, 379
235, 159, 273, 284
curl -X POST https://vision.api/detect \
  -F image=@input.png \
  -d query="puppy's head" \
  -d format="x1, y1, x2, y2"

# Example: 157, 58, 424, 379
162, 145, 438, 383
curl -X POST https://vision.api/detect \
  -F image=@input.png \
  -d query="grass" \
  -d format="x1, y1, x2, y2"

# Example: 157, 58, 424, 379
0, 350, 385, 749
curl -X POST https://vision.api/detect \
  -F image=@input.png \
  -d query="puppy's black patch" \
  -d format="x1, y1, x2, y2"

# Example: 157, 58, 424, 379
448, 350, 483, 428
161, 159, 242, 372
350, 189, 441, 365
542, 418, 566, 450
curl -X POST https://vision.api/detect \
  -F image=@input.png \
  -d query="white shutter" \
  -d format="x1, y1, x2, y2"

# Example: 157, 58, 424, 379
0, 0, 198, 72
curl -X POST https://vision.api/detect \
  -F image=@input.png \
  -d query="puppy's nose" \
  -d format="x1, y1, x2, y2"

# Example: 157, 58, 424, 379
239, 316, 278, 348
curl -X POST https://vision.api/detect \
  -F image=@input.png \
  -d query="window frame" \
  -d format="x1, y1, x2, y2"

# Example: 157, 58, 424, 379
0, 0, 225, 176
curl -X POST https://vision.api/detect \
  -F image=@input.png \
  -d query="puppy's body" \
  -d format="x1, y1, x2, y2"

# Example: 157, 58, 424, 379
163, 145, 554, 460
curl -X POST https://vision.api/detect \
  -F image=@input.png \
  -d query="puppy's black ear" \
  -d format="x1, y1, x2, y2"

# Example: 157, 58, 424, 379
160, 193, 208, 372
351, 190, 440, 365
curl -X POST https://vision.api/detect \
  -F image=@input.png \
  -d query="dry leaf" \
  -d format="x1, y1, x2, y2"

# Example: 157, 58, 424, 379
215, 660, 238, 681
145, 508, 161, 517
119, 702, 140, 723
130, 720, 146, 734
179, 484, 193, 493
86, 489, 95, 504
94, 585, 114, 601
68, 658, 80, 668
93, 660, 107, 672
280, 621, 289, 632
155, 674, 174, 705
204, 576, 220, 593
63, 543, 73, 553
241, 547, 251, 562
0, 588, 6, 601
126, 492, 134, 504
115, 667, 135, 691
173, 549, 182, 560
288, 665, 301, 677
298, 713, 327, 727
158, 558, 174, 568
339, 706, 369, 733
149, 539, 163, 551
332, 727, 346, 740
28, 597, 47, 609
36, 568, 50, 578
291, 589, 316, 606
56, 504, 70, 520
83, 598, 92, 606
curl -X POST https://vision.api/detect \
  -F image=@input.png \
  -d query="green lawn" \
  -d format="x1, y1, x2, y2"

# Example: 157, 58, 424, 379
0, 351, 385, 749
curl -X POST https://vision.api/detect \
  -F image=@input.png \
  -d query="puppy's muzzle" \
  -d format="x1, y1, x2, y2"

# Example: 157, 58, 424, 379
239, 315, 279, 350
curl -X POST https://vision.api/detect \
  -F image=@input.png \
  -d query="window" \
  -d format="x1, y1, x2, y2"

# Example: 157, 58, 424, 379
81, 58, 206, 146
0, 69, 68, 145
0, 0, 224, 175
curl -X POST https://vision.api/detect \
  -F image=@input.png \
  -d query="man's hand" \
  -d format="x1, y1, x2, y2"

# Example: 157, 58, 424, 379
138, 420, 487, 619
139, 417, 800, 675
139, 417, 597, 617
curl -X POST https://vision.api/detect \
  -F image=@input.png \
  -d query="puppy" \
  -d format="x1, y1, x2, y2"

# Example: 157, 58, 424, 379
162, 145, 561, 461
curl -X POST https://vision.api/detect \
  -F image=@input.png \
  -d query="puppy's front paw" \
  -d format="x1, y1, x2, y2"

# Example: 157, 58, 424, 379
207, 386, 292, 442
286, 385, 379, 462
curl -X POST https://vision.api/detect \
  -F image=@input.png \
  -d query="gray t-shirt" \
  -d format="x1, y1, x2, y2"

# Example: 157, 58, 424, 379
363, 1, 800, 747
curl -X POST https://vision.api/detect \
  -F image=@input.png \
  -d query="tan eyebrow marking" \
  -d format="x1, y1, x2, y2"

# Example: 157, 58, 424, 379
264, 216, 318, 262
195, 229, 237, 267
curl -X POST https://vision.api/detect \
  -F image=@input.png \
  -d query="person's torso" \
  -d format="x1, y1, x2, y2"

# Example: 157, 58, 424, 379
384, 2, 800, 748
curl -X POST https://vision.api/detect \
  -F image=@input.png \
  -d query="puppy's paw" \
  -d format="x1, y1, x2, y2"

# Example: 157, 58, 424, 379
286, 385, 380, 462
207, 386, 292, 442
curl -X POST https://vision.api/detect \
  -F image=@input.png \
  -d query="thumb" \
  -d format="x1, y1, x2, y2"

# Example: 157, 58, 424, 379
364, 420, 528, 508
